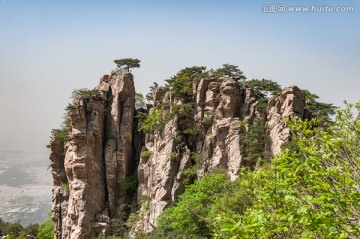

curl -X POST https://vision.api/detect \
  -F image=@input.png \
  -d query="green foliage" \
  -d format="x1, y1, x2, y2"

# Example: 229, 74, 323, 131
121, 174, 138, 192
0, 218, 40, 239
137, 108, 165, 132
183, 165, 198, 178
65, 103, 76, 111
2, 221, 23, 238
160, 66, 208, 143
212, 64, 246, 81
202, 114, 212, 126
72, 88, 101, 99
61, 182, 69, 191
155, 173, 230, 237
135, 92, 146, 109
239, 117, 268, 166
38, 219, 54, 239
144, 231, 207, 239
303, 89, 338, 124
140, 151, 153, 159
138, 66, 206, 137
23, 223, 39, 237
113, 58, 141, 72
146, 82, 159, 102
169, 151, 177, 159
246, 78, 281, 98
50, 127, 70, 142
246, 79, 281, 113
168, 103, 194, 119
165, 66, 207, 100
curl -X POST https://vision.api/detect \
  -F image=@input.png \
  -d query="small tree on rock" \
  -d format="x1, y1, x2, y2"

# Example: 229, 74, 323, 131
113, 58, 141, 72
135, 92, 146, 109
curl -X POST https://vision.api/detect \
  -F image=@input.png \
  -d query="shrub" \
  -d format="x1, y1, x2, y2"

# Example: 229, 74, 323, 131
137, 109, 165, 133
72, 88, 101, 99
140, 151, 153, 159
168, 152, 177, 159
121, 174, 138, 191
155, 173, 230, 237
239, 117, 269, 166
61, 182, 69, 191
38, 219, 54, 239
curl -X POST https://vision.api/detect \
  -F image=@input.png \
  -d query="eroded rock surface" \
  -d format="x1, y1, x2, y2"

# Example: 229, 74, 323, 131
50, 73, 135, 238
135, 77, 258, 233
266, 86, 306, 157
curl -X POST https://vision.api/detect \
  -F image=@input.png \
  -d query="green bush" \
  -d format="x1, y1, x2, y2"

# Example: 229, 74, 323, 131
121, 174, 138, 191
239, 117, 269, 166
38, 219, 54, 239
0, 218, 40, 239
155, 173, 230, 237
46, 126, 70, 148
72, 88, 101, 99
61, 182, 69, 191
140, 151, 153, 159
137, 109, 165, 133
50, 128, 70, 141
168, 152, 177, 159
2, 221, 23, 238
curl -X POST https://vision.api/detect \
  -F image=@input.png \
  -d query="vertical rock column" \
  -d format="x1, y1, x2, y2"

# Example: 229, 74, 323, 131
266, 86, 306, 157
50, 73, 136, 239
63, 94, 106, 239
101, 73, 136, 218
195, 78, 258, 180
136, 91, 192, 233
50, 138, 68, 239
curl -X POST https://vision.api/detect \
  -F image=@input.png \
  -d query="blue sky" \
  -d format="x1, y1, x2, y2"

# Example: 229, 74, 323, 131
0, 0, 359, 149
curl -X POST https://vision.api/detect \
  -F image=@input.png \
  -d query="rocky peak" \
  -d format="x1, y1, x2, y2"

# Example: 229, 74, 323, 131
50, 73, 308, 238
50, 73, 136, 238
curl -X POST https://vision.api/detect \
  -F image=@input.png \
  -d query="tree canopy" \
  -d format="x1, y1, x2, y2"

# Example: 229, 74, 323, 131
246, 78, 282, 98
212, 64, 246, 81
303, 89, 338, 124
135, 92, 146, 110
113, 58, 141, 72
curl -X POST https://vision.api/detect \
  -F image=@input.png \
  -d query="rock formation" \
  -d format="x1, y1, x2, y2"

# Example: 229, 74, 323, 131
50, 73, 136, 238
266, 86, 306, 157
49, 72, 308, 238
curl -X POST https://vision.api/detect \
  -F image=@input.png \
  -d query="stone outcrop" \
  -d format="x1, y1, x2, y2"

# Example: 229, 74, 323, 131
194, 78, 258, 180
50, 73, 136, 238
50, 73, 308, 238
266, 86, 306, 157
135, 77, 260, 233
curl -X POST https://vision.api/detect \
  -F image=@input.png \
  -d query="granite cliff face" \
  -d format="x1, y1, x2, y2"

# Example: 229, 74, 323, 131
50, 73, 136, 238
49, 73, 307, 238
